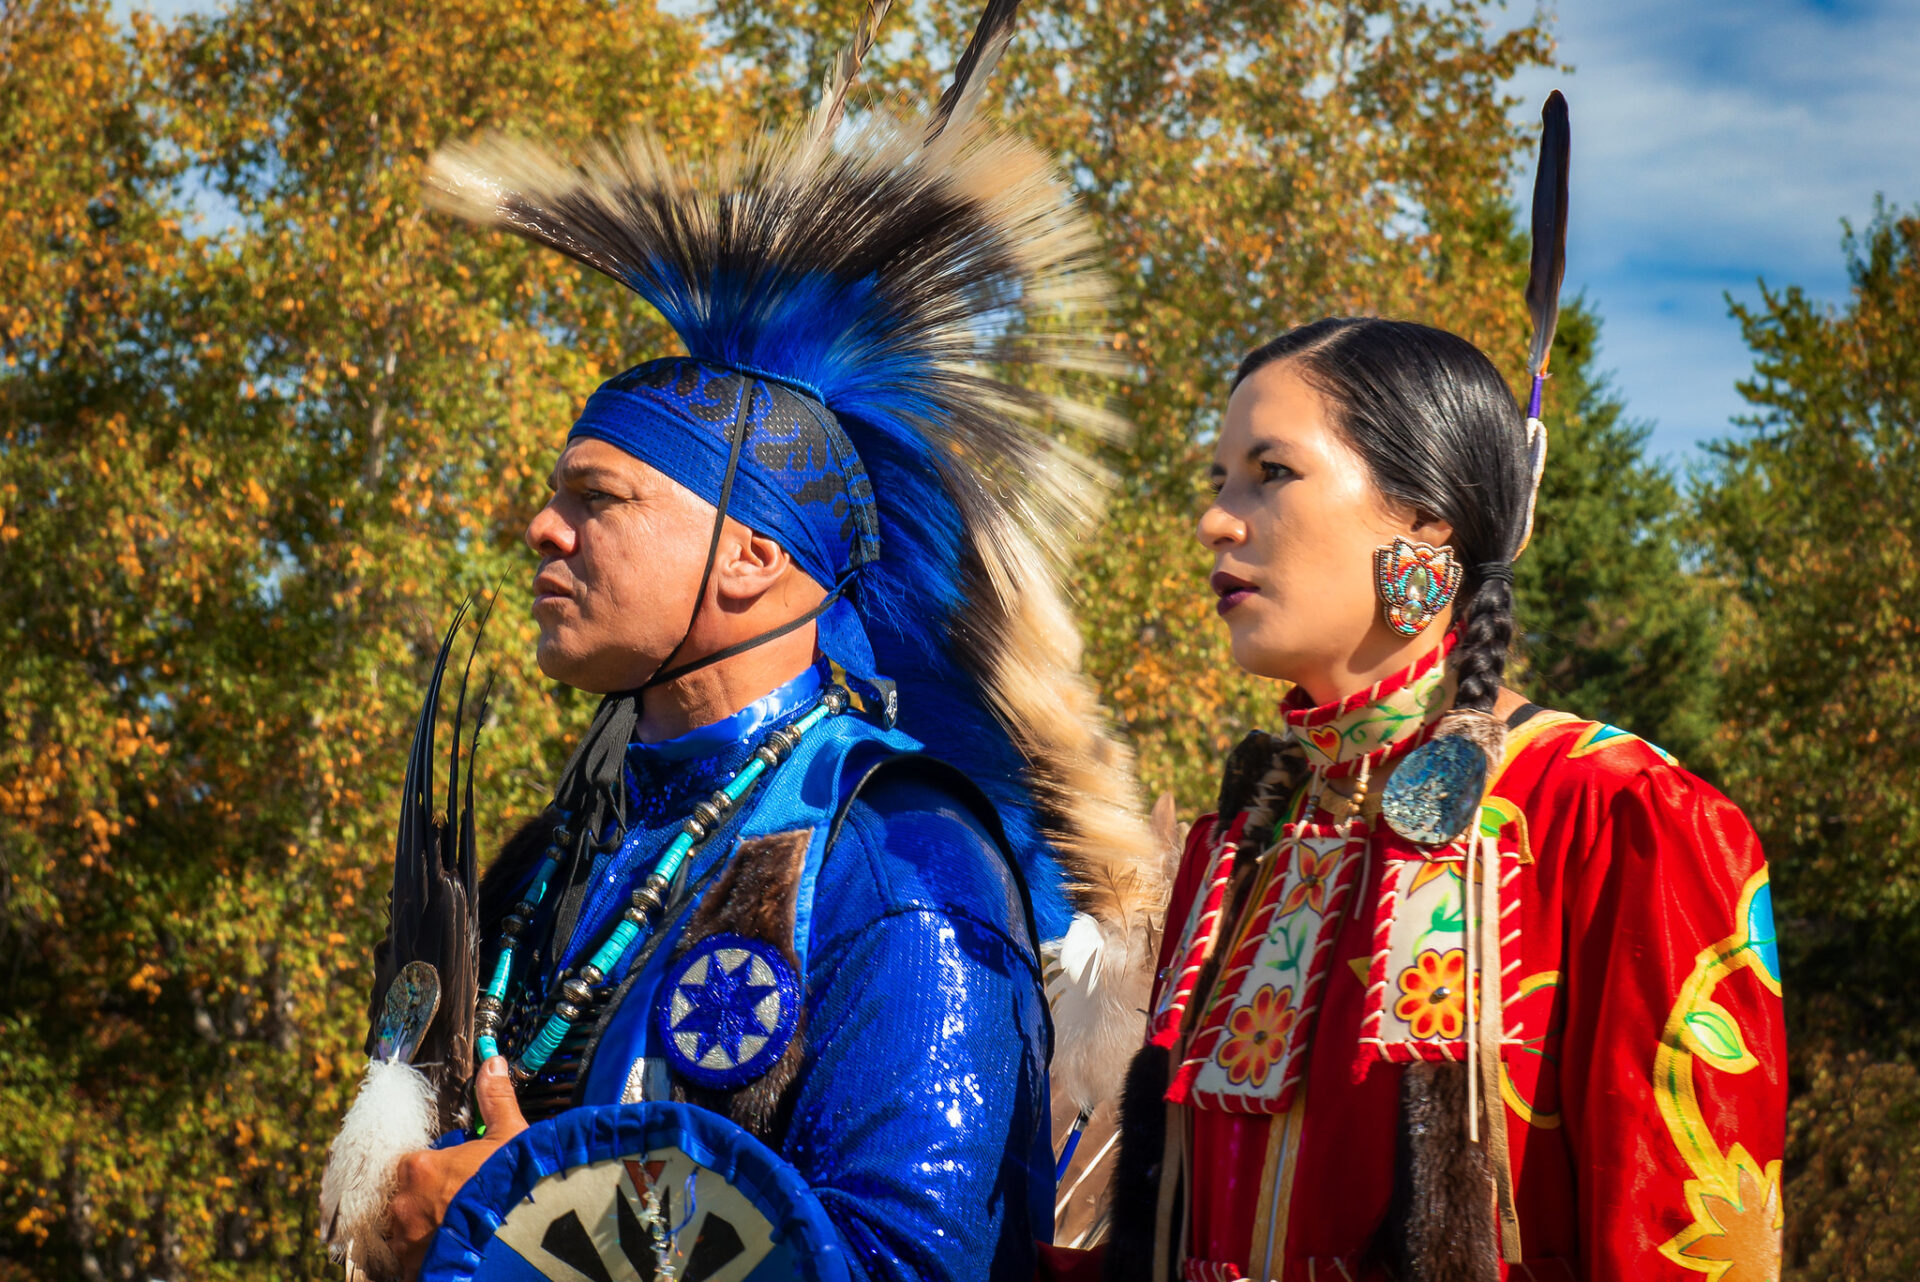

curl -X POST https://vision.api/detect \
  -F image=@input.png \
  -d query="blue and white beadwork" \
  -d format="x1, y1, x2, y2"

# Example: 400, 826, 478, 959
657, 933, 800, 1090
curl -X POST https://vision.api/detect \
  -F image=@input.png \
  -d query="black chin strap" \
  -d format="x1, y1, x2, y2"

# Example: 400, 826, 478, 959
641, 379, 841, 691
547, 380, 852, 871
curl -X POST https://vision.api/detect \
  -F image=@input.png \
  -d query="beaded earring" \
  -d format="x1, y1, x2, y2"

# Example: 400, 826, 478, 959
1372, 537, 1464, 637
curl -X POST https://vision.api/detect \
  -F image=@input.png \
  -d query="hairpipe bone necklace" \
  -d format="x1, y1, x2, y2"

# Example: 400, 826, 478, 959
478, 685, 849, 1080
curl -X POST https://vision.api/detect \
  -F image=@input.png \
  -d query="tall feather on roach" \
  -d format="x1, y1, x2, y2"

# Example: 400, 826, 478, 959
931, 0, 1023, 135
319, 597, 494, 1279
806, 0, 896, 150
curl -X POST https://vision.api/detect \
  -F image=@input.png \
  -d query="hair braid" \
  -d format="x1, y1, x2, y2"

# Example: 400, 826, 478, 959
1450, 573, 1515, 715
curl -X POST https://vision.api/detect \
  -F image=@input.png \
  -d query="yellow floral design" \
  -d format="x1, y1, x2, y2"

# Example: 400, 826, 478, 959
1669, 1148, 1783, 1282
1656, 870, 1784, 1279
1217, 984, 1297, 1088
1277, 841, 1341, 918
1393, 948, 1470, 1040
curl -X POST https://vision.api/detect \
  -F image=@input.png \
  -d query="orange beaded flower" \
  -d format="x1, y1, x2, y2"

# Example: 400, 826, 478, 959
1394, 948, 1472, 1041
1217, 984, 1297, 1088
1277, 841, 1342, 918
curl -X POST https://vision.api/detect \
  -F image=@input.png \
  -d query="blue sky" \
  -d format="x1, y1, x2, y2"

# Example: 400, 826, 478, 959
122, 0, 1918, 463
1503, 0, 1920, 462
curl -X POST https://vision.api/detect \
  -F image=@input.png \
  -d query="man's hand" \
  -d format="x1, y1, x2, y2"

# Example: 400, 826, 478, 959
384, 1056, 530, 1281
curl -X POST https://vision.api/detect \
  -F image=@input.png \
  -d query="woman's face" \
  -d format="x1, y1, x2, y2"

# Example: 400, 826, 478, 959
1198, 360, 1453, 704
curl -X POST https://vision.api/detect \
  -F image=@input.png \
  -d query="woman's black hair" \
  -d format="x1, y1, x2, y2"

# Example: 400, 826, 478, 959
1232, 317, 1530, 713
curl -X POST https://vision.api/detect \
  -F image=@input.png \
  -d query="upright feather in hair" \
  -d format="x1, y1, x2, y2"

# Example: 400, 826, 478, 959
1524, 90, 1571, 385
1515, 90, 1569, 555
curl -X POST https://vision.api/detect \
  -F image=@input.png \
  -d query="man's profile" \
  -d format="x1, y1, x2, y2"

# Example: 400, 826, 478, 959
317, 2, 1164, 1279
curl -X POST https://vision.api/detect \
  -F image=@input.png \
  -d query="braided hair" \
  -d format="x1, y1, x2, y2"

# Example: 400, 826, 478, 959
1232, 318, 1530, 715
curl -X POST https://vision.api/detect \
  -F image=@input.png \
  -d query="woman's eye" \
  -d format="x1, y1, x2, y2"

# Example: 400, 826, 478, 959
1205, 476, 1225, 496
1259, 461, 1292, 483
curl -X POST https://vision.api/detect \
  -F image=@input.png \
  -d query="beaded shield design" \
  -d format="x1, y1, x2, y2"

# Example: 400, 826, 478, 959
423, 1102, 849, 1282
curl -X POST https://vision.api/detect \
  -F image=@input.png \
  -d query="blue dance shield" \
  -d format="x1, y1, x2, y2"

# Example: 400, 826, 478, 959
422, 1103, 849, 1282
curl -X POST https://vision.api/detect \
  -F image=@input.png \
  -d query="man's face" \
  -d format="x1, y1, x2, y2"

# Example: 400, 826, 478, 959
524, 438, 717, 694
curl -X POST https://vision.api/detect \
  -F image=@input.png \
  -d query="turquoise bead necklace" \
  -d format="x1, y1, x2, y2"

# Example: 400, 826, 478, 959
477, 685, 848, 1081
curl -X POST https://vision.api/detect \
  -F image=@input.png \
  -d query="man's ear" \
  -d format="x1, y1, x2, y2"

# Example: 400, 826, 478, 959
711, 523, 793, 607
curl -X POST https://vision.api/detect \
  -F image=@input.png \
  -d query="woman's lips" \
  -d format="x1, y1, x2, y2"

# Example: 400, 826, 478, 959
1211, 571, 1256, 617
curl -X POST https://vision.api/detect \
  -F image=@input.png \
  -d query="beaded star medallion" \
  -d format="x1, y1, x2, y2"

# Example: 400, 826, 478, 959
656, 933, 801, 1090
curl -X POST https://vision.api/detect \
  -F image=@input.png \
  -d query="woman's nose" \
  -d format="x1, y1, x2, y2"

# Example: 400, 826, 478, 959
1196, 499, 1246, 550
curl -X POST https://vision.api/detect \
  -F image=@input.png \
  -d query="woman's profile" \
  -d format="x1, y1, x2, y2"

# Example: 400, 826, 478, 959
1103, 315, 1787, 1282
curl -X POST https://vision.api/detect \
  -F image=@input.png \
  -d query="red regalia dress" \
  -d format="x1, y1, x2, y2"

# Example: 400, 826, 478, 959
1135, 636, 1785, 1282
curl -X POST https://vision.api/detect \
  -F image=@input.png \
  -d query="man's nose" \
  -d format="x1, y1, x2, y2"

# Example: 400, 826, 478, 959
525, 502, 574, 557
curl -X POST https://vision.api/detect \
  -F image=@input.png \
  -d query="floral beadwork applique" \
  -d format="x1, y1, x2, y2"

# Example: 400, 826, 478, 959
1217, 984, 1298, 1088
1171, 826, 1366, 1113
1394, 948, 1474, 1041
1278, 840, 1342, 918
1358, 826, 1522, 1065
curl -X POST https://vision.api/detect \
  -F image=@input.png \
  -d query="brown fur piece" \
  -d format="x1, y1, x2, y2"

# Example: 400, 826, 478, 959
1104, 1043, 1173, 1282
1217, 729, 1284, 821
665, 830, 814, 1143
1371, 1061, 1499, 1282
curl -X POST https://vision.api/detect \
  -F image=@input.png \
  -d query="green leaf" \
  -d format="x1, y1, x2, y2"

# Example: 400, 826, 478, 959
1684, 1007, 1750, 1064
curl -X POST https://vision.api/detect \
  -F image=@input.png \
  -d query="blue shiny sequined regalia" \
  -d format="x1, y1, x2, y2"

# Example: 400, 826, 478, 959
477, 672, 1054, 1282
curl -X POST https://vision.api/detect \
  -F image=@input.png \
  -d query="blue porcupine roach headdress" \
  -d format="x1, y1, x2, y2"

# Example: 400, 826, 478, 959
424, 0, 1164, 1059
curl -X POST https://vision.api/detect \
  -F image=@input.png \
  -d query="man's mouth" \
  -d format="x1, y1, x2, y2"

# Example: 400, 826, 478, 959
532, 569, 573, 609
1211, 570, 1257, 616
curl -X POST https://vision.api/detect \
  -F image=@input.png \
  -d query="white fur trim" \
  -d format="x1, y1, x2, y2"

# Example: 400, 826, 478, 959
318, 1058, 438, 1278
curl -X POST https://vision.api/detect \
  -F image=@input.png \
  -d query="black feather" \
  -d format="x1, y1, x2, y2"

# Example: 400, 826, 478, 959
931, 0, 1024, 134
1524, 90, 1571, 379
364, 595, 496, 1134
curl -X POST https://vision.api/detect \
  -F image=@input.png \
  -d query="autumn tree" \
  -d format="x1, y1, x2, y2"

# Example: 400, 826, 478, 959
1, 0, 734, 1273
1, 0, 1740, 1275
1696, 205, 1920, 1281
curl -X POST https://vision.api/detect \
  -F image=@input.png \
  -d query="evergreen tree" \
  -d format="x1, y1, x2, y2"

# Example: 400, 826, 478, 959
1513, 301, 1721, 766
1697, 204, 1920, 1282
